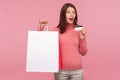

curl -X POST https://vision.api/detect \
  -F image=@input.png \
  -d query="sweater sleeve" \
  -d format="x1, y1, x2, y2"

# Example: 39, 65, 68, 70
38, 27, 44, 31
79, 37, 88, 56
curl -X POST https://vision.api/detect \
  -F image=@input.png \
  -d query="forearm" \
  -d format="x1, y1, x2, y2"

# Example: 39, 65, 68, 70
79, 37, 88, 56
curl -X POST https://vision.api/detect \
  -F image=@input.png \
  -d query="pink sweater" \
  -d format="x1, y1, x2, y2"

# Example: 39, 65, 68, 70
52, 24, 88, 70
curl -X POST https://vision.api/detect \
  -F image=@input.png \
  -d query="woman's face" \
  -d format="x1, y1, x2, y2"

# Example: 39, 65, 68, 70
66, 7, 76, 24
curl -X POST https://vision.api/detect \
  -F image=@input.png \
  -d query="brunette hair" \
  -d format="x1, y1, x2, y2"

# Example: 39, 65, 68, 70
57, 3, 78, 34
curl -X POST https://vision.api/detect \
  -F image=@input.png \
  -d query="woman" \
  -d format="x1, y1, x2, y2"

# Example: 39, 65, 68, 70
39, 3, 88, 80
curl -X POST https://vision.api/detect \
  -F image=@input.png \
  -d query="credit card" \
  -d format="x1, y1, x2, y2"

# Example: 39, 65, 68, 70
75, 25, 83, 31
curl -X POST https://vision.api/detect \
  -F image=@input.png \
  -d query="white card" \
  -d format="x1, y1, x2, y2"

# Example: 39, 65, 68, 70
75, 26, 83, 31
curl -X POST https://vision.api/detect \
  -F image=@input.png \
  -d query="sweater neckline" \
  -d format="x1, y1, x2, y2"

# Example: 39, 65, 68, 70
66, 24, 74, 29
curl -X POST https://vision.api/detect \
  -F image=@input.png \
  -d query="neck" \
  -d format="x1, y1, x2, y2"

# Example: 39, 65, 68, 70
66, 24, 74, 29
67, 23, 74, 27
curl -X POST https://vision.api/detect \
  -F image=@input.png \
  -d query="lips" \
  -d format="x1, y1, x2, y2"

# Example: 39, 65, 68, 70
67, 17, 74, 23
69, 18, 74, 20
69, 18, 74, 22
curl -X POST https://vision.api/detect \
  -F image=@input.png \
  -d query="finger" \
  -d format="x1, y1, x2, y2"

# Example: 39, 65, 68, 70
81, 28, 86, 34
39, 19, 47, 24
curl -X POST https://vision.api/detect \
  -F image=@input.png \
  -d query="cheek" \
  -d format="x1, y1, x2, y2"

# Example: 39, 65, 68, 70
74, 14, 76, 18
66, 14, 69, 18
66, 15, 69, 21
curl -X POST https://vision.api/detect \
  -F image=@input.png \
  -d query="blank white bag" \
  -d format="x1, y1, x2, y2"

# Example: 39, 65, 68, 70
26, 31, 59, 72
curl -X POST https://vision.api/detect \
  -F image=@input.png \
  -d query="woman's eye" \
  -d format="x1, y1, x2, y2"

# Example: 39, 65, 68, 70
73, 11, 75, 14
66, 11, 75, 14
71, 10, 75, 14
66, 11, 70, 14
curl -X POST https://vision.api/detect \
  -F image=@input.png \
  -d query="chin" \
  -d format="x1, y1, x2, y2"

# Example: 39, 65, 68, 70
68, 21, 74, 24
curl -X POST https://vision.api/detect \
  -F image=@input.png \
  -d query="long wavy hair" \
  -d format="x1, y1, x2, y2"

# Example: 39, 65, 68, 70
57, 3, 78, 34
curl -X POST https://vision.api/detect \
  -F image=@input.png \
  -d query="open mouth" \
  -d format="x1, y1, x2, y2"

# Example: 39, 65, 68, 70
69, 18, 74, 22
69, 18, 74, 20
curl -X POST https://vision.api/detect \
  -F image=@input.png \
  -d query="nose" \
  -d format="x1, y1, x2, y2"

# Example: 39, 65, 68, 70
70, 12, 74, 17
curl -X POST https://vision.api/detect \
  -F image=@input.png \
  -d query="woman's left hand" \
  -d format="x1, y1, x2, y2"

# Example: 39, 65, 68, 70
80, 27, 86, 39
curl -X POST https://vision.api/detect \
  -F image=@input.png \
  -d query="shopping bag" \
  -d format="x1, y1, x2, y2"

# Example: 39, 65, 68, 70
26, 31, 59, 72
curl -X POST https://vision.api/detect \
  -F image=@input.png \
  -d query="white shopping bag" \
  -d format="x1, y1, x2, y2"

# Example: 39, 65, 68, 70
26, 31, 59, 72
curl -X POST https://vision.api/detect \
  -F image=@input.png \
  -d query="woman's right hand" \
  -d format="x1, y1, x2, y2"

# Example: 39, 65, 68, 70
39, 19, 48, 27
80, 27, 86, 39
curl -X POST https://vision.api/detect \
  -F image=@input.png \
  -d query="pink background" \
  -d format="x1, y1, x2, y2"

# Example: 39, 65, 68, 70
0, 0, 120, 80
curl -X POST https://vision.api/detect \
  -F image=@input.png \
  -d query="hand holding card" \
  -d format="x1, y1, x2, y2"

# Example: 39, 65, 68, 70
77, 26, 86, 39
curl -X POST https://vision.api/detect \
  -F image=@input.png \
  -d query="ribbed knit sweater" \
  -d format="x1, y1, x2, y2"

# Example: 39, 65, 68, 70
52, 24, 88, 70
